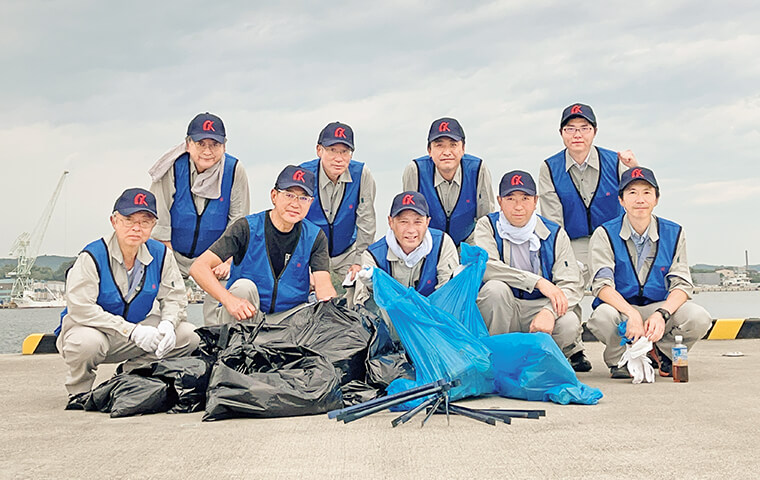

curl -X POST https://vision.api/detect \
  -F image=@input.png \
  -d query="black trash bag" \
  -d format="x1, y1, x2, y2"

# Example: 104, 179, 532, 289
86, 374, 174, 418
357, 307, 415, 389
340, 380, 380, 407
275, 300, 372, 385
203, 343, 343, 421
136, 357, 213, 414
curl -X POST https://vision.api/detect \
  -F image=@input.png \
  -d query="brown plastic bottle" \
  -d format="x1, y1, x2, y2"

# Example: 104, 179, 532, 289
672, 335, 689, 383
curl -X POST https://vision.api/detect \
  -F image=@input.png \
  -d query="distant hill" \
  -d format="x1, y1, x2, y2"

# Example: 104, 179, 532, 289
0, 255, 76, 271
692, 264, 760, 272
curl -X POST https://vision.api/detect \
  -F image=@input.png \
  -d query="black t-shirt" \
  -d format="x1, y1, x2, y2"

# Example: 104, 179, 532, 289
209, 211, 329, 277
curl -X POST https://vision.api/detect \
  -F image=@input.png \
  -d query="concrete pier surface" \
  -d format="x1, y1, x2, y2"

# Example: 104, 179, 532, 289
2, 339, 758, 480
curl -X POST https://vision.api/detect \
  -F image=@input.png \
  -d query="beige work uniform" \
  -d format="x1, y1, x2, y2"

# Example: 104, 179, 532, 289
57, 233, 199, 395
402, 159, 496, 244
150, 155, 250, 325
586, 214, 712, 367
471, 215, 585, 358
354, 232, 460, 334
313, 162, 377, 287
538, 147, 628, 276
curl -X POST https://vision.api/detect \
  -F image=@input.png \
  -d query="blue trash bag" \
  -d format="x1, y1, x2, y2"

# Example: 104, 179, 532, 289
483, 333, 603, 405
373, 267, 493, 402
427, 243, 489, 338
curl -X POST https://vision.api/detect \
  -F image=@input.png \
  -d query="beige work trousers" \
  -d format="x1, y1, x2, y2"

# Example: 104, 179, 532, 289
476, 280, 584, 358
57, 315, 200, 395
216, 278, 312, 325
586, 300, 712, 367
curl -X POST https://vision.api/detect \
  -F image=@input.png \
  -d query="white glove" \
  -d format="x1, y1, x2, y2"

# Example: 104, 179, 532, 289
154, 321, 177, 359
130, 324, 162, 353
618, 337, 655, 384
451, 264, 467, 277
357, 266, 374, 288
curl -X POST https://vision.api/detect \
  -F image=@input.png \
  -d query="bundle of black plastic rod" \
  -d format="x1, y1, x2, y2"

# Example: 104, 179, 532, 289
327, 378, 546, 427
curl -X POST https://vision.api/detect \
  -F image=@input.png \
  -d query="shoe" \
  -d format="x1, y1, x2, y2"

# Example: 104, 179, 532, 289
569, 351, 592, 372
610, 365, 633, 379
649, 345, 672, 377
65, 391, 89, 410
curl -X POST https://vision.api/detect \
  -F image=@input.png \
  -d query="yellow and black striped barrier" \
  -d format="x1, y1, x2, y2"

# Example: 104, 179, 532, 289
22, 333, 58, 355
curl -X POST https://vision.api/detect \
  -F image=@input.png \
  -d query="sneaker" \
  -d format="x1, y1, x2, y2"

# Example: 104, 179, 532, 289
655, 345, 672, 377
610, 365, 633, 379
65, 391, 89, 410
569, 351, 592, 372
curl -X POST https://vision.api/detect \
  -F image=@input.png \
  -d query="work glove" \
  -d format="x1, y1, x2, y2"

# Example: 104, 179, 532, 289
130, 324, 161, 353
356, 266, 374, 288
618, 336, 655, 384
155, 321, 177, 359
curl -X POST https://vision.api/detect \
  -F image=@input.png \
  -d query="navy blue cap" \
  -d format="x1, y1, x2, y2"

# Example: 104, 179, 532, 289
113, 188, 158, 218
428, 117, 465, 143
619, 167, 659, 194
275, 165, 315, 196
560, 103, 596, 128
318, 122, 354, 150
499, 170, 537, 196
187, 112, 226, 143
390, 191, 429, 217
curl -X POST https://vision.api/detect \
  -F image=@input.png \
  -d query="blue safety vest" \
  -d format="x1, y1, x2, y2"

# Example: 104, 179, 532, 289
170, 153, 238, 258
487, 212, 560, 300
591, 215, 682, 309
300, 159, 363, 257
544, 147, 622, 240
226, 212, 320, 314
55, 238, 166, 335
367, 228, 444, 297
413, 154, 481, 246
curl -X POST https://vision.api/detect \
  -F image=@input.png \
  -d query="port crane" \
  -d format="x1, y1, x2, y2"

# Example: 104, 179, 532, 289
7, 171, 70, 301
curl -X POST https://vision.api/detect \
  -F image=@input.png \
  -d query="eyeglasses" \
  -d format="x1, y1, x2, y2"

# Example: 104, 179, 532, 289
322, 146, 352, 158
277, 189, 314, 205
562, 126, 594, 135
191, 139, 224, 151
117, 215, 156, 229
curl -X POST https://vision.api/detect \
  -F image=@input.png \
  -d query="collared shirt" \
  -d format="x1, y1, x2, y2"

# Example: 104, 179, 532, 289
470, 215, 583, 319
62, 232, 188, 339
317, 162, 377, 271
150, 155, 250, 276
353, 232, 460, 306
538, 146, 628, 226
589, 214, 694, 298
402, 158, 496, 243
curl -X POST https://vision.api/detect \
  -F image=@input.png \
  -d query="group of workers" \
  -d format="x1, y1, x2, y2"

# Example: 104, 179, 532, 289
56, 103, 713, 402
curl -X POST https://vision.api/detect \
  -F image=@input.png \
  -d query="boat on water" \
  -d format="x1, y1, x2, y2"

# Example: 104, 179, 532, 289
10, 288, 65, 309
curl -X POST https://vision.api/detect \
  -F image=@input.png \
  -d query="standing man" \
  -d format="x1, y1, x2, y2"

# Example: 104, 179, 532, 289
539, 103, 638, 274
56, 188, 199, 402
402, 117, 496, 246
473, 171, 591, 372
354, 191, 459, 333
150, 112, 250, 325
300, 122, 376, 289
190, 166, 336, 324
587, 167, 711, 378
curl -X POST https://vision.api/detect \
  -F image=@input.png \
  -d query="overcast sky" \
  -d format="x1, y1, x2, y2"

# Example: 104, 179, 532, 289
1, 1, 758, 266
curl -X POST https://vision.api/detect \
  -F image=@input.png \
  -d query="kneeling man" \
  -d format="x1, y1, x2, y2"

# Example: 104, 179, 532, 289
57, 188, 199, 398
587, 167, 711, 378
473, 170, 591, 372
190, 166, 336, 323
354, 191, 459, 328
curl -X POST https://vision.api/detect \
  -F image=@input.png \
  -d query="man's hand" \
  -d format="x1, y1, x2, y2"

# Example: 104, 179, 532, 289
530, 309, 556, 335
347, 264, 362, 281
222, 294, 257, 322
644, 311, 666, 343
212, 261, 231, 280
535, 278, 568, 316
617, 150, 639, 169
130, 324, 162, 353
624, 308, 646, 342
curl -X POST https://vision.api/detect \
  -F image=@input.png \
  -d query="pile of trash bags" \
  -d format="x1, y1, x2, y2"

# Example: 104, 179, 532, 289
72, 300, 414, 419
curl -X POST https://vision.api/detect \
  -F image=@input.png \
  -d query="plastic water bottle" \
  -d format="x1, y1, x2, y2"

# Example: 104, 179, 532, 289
672, 335, 689, 383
